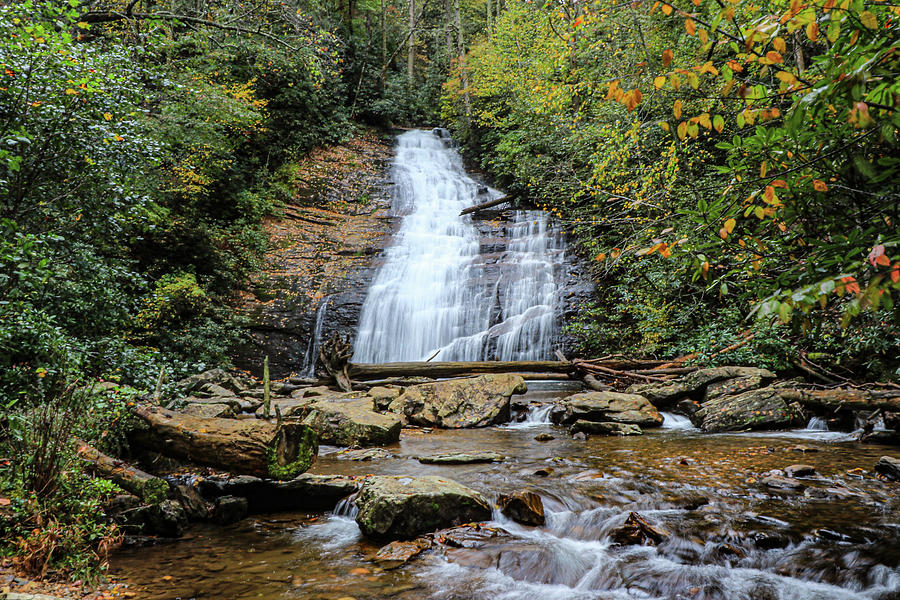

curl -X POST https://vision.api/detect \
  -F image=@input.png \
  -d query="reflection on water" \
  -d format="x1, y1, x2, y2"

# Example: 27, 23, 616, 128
111, 391, 900, 600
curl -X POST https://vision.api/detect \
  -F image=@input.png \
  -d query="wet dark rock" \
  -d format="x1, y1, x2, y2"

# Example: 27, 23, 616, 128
302, 398, 403, 446
103, 493, 142, 517
335, 447, 394, 461
875, 456, 900, 481
693, 387, 804, 432
804, 486, 871, 502
418, 452, 504, 465
136, 500, 188, 537
373, 538, 432, 569
610, 512, 669, 546
198, 474, 358, 513
498, 491, 545, 526
432, 524, 509, 548
534, 433, 555, 442
553, 391, 662, 427
176, 369, 246, 395
784, 464, 816, 478
761, 475, 806, 491
572, 431, 587, 441
860, 431, 900, 445
753, 532, 792, 549
387, 374, 526, 428
628, 366, 776, 407
675, 399, 701, 418
665, 493, 709, 510
170, 483, 210, 521
355, 475, 492, 540
715, 543, 747, 559
533, 467, 554, 477
212, 495, 248, 525
787, 444, 819, 453
569, 420, 643, 436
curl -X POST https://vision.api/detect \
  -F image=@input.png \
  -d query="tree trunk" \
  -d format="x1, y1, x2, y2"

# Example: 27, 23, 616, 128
780, 389, 900, 413
131, 405, 318, 480
381, 0, 387, 71
408, 0, 415, 86
454, 0, 471, 117
348, 360, 577, 379
76, 440, 169, 504
460, 195, 512, 215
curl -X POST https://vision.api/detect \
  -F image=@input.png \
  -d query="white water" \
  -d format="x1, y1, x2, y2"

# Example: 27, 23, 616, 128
806, 416, 829, 431
352, 129, 560, 363
507, 404, 555, 428
301, 297, 329, 377
661, 412, 695, 430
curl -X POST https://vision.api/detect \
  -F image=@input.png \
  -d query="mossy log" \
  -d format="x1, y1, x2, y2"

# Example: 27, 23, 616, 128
131, 405, 318, 480
780, 389, 900, 413
76, 440, 168, 504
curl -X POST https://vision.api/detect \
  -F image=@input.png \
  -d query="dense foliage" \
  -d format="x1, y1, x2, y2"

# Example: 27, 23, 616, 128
443, 0, 900, 378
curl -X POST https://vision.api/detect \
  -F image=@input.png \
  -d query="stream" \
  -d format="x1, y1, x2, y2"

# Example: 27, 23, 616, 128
111, 384, 900, 599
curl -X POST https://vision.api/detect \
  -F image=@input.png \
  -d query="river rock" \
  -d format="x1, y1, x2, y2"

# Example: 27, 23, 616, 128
569, 420, 642, 436
335, 447, 394, 461
610, 512, 669, 546
784, 464, 816, 478
387, 374, 526, 428
372, 538, 432, 569
177, 368, 246, 395
628, 366, 776, 407
180, 401, 234, 419
198, 474, 358, 513
355, 475, 492, 540
692, 387, 803, 432
417, 452, 504, 465
704, 375, 771, 401
552, 391, 662, 427
761, 475, 806, 491
875, 456, 900, 481
498, 491, 545, 526
302, 398, 403, 446
370, 386, 403, 411
213, 495, 248, 524
535, 433, 555, 442
170, 483, 210, 521
134, 499, 189, 537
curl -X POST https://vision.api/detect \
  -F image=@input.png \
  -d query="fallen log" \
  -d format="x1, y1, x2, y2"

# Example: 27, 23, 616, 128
348, 360, 576, 380
780, 389, 900, 413
459, 195, 513, 216
131, 405, 318, 480
76, 440, 168, 504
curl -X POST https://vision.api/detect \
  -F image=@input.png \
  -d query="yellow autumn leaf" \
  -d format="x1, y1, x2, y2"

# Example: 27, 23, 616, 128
673, 99, 683, 119
654, 76, 666, 89
724, 218, 736, 233
859, 11, 878, 29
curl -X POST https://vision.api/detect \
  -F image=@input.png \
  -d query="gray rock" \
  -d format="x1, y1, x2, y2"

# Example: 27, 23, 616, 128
569, 420, 643, 436
335, 447, 394, 461
141, 499, 188, 537
176, 368, 245, 395
628, 366, 776, 407
370, 386, 403, 411
302, 398, 403, 446
693, 387, 803, 432
171, 483, 210, 521
784, 464, 816, 478
355, 475, 491, 540
705, 375, 770, 401
761, 475, 806, 491
388, 374, 526, 428
180, 402, 234, 418
553, 391, 662, 427
875, 456, 900, 481
213, 495, 248, 524
417, 452, 504, 465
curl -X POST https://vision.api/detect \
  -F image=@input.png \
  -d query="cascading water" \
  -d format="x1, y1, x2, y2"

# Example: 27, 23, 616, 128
352, 129, 561, 363
301, 297, 329, 377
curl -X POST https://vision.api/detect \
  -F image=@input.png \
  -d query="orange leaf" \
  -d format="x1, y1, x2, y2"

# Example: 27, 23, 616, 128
891, 263, 900, 283
685, 19, 696, 35
813, 179, 829, 192
662, 49, 674, 67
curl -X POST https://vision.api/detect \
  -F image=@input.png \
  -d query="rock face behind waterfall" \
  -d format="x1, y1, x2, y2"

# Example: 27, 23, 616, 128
355, 476, 491, 540
386, 374, 527, 428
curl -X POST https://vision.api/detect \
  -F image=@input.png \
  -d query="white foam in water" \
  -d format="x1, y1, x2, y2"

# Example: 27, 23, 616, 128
660, 412, 694, 430
352, 129, 560, 362
806, 416, 829, 431
506, 404, 554, 428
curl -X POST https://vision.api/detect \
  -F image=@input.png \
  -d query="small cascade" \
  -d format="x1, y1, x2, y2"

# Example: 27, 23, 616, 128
352, 129, 562, 363
301, 297, 329, 377
332, 492, 358, 518
507, 404, 554, 428
661, 412, 695, 430
806, 416, 829, 431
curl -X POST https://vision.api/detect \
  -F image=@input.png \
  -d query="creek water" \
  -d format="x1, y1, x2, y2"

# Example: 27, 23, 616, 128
111, 388, 900, 600
352, 129, 561, 363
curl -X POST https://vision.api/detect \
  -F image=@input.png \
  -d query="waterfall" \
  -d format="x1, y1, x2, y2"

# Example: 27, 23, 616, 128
806, 416, 829, 431
301, 297, 329, 377
352, 129, 561, 363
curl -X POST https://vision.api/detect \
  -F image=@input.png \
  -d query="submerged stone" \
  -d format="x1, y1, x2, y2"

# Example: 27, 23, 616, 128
569, 420, 643, 436
417, 452, 504, 465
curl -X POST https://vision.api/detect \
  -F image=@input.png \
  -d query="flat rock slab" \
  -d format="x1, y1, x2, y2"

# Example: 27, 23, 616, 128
784, 464, 816, 478
388, 374, 526, 428
553, 391, 662, 427
694, 387, 803, 432
372, 538, 432, 569
302, 398, 403, 446
761, 475, 806, 491
335, 448, 394, 461
355, 475, 491, 540
417, 452, 504, 465
180, 402, 234, 419
569, 420, 643, 436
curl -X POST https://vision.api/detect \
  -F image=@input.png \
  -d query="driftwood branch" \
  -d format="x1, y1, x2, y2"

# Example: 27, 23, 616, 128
460, 195, 513, 216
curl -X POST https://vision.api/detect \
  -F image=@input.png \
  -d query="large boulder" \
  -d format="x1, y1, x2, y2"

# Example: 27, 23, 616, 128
387, 374, 526, 428
302, 398, 403, 446
198, 474, 358, 512
628, 366, 776, 407
693, 387, 803, 432
551, 391, 662, 427
355, 475, 491, 540
498, 491, 545, 526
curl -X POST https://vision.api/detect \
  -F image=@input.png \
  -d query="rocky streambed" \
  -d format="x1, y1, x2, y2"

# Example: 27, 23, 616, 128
107, 373, 900, 600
